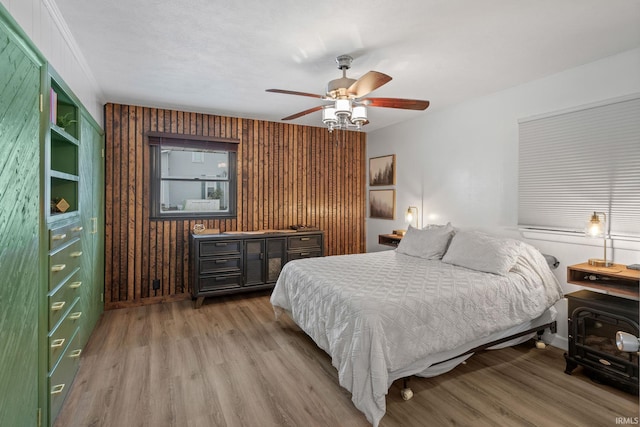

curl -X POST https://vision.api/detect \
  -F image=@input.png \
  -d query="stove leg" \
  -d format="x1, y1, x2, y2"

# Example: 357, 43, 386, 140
564, 354, 578, 375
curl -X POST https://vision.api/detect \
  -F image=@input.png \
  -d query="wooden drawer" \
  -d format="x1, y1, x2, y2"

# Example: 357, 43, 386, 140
200, 256, 241, 275
49, 221, 83, 250
288, 234, 322, 250
200, 240, 242, 257
48, 268, 82, 328
49, 328, 82, 422
199, 273, 243, 292
48, 298, 82, 370
287, 250, 323, 261
49, 239, 82, 291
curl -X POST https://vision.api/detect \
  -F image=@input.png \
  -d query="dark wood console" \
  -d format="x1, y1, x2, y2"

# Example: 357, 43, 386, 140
190, 230, 324, 307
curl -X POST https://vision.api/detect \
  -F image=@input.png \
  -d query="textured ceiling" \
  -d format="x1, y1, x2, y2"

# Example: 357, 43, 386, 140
54, 0, 640, 132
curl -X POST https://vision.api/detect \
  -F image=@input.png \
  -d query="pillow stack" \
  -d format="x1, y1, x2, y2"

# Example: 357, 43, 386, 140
396, 225, 524, 276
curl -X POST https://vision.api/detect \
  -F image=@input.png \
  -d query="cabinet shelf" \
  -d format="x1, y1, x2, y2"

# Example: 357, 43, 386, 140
50, 170, 79, 181
50, 80, 79, 139
51, 124, 79, 146
48, 68, 80, 220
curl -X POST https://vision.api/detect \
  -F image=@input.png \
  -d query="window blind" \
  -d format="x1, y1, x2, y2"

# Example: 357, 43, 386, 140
518, 94, 640, 239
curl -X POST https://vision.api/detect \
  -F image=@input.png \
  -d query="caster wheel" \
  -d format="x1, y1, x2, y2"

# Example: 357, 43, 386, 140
535, 341, 546, 349
401, 388, 414, 401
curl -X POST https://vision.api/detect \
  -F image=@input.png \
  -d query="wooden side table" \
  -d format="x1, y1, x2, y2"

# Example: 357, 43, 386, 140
378, 234, 402, 247
567, 263, 640, 300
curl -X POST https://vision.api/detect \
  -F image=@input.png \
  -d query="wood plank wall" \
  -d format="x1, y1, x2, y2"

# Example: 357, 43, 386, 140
104, 103, 366, 309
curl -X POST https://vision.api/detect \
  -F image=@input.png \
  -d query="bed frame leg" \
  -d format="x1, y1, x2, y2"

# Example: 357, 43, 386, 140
400, 378, 413, 401
534, 329, 546, 348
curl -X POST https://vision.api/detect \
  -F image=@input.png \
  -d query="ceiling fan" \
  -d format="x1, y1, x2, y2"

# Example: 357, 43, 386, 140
266, 55, 430, 132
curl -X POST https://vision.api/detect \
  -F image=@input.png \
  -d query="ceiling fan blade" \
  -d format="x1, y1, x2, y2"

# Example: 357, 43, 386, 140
266, 89, 324, 99
362, 97, 430, 110
347, 71, 392, 98
282, 105, 325, 121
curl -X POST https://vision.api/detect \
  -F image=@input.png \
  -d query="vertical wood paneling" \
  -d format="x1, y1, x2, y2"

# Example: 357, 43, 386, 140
104, 103, 366, 309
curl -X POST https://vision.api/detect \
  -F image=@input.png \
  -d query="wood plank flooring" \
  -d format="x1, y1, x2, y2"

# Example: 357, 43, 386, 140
55, 291, 638, 427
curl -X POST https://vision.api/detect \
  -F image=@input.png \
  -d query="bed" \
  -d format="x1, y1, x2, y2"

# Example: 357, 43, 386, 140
270, 227, 564, 426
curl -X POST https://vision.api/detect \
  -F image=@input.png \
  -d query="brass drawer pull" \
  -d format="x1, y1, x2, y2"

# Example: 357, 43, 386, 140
71, 226, 83, 232
51, 384, 65, 395
51, 264, 66, 272
51, 338, 65, 349
69, 281, 82, 289
300, 252, 310, 256
70, 251, 83, 258
599, 358, 612, 366
215, 242, 228, 247
52, 233, 67, 241
215, 259, 228, 264
69, 349, 82, 358
299, 237, 310, 241
69, 312, 82, 320
51, 301, 66, 311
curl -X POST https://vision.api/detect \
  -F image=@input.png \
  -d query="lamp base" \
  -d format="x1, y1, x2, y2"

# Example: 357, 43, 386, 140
588, 258, 614, 267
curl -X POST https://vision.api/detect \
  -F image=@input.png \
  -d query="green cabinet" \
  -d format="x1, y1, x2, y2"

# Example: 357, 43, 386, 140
0, 5, 104, 426
42, 67, 105, 424
78, 110, 105, 348
0, 11, 44, 427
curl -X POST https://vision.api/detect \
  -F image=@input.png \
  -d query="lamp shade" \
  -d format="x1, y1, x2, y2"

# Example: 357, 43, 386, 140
351, 105, 368, 122
586, 212, 605, 237
334, 99, 351, 117
405, 206, 418, 228
322, 106, 337, 125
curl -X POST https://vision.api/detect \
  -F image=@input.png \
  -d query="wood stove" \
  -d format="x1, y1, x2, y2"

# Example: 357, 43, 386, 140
564, 290, 639, 393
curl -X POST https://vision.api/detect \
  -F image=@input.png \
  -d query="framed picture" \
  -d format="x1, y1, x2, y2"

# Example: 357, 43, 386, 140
369, 154, 396, 186
369, 189, 395, 220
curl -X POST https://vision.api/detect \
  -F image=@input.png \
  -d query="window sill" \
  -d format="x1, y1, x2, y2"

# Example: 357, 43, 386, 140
519, 228, 640, 251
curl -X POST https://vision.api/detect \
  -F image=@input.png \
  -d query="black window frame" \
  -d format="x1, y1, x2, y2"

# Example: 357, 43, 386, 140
147, 132, 239, 220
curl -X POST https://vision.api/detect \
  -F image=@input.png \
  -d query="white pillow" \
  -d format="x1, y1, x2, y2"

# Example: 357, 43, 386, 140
396, 225, 455, 260
441, 230, 522, 275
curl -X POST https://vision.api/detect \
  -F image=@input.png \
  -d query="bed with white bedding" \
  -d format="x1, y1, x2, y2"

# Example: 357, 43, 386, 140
270, 228, 564, 426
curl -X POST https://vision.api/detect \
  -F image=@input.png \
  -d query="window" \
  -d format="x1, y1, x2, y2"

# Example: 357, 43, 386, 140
148, 132, 238, 219
518, 94, 640, 238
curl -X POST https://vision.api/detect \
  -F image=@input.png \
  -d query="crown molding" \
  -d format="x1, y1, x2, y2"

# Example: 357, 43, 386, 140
42, 0, 104, 100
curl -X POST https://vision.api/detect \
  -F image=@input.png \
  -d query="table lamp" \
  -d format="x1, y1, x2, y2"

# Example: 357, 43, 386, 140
586, 211, 613, 267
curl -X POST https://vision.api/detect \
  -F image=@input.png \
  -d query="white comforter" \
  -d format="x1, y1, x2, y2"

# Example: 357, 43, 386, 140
270, 243, 563, 426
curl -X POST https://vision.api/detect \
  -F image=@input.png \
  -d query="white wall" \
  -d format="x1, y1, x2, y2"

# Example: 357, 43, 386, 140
367, 48, 640, 349
1, 0, 103, 124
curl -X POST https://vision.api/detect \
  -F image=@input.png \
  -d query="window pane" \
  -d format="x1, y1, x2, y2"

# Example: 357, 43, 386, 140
160, 180, 230, 213
149, 139, 237, 219
161, 147, 228, 179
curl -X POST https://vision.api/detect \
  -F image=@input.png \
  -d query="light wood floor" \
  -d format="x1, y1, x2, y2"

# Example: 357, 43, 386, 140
55, 290, 638, 427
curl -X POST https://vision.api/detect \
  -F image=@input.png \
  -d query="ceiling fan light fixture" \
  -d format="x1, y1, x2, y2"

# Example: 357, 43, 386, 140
351, 105, 368, 129
322, 106, 337, 125
334, 99, 352, 117
267, 55, 429, 133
